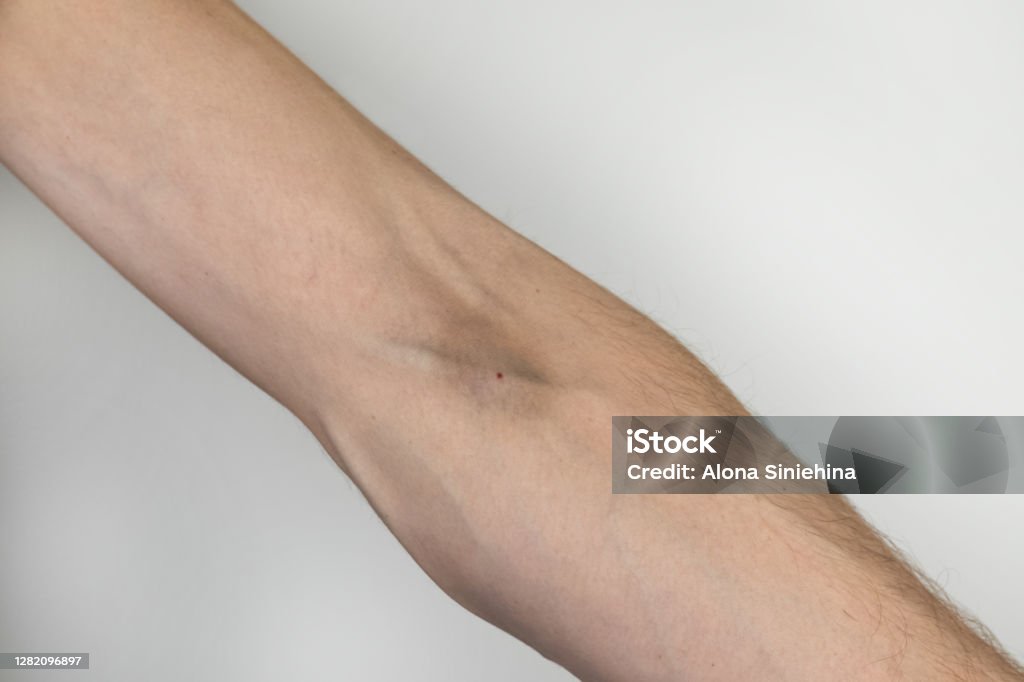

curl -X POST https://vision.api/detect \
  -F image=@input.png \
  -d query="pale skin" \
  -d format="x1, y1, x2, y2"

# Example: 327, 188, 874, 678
0, 1, 1020, 680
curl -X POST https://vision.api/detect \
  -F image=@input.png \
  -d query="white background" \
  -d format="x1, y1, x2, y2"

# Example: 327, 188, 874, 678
1, 1, 1022, 679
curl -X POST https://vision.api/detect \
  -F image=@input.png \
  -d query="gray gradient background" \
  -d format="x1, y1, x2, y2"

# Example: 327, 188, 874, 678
1, 0, 1022, 679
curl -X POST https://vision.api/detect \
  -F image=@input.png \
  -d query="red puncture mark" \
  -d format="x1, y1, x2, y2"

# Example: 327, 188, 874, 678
496, 372, 504, 379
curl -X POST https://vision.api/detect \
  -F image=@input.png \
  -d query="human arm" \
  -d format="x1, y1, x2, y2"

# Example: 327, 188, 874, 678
0, 1, 1020, 679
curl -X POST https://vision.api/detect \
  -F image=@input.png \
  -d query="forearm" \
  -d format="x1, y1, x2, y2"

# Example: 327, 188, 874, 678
1, 2, 1018, 680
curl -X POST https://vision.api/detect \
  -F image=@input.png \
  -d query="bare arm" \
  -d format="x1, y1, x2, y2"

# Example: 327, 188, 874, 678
0, 1, 1019, 679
